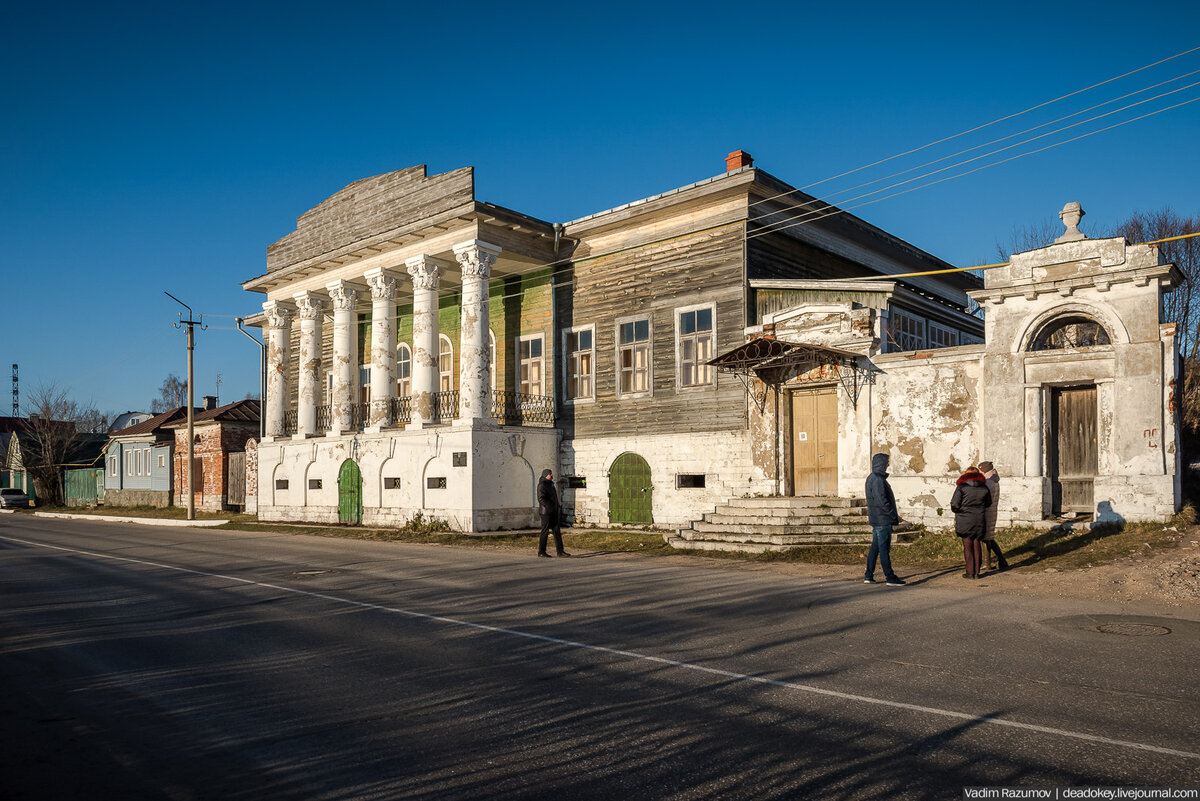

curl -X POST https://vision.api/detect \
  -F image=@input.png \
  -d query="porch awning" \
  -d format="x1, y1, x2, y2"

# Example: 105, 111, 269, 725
708, 337, 876, 405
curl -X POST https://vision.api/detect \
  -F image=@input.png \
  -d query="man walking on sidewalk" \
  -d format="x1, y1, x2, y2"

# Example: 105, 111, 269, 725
536, 469, 570, 558
864, 453, 906, 586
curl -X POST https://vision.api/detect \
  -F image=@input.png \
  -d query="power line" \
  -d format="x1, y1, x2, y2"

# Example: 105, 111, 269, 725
747, 66, 1200, 225
747, 44, 1200, 210
746, 95, 1200, 242
747, 81, 1200, 236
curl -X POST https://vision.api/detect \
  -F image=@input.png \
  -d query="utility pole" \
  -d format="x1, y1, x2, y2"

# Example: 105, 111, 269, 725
166, 292, 205, 520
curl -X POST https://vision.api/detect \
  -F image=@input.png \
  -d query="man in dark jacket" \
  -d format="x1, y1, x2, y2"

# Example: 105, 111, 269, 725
864, 453, 906, 586
537, 469, 569, 558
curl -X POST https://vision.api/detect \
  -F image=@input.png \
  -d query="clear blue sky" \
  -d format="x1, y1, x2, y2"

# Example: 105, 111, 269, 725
3, 0, 1199, 416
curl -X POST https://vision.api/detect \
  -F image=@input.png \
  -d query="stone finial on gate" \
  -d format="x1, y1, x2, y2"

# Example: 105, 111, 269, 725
1055, 201, 1087, 243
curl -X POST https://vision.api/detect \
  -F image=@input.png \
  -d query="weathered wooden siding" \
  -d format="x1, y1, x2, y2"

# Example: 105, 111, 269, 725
558, 223, 748, 438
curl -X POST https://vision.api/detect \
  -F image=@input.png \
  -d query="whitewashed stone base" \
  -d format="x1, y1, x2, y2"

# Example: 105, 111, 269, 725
257, 426, 560, 532
560, 430, 775, 529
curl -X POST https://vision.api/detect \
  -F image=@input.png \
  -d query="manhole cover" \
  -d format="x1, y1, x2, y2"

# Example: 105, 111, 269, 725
294, 570, 329, 576
1093, 622, 1171, 636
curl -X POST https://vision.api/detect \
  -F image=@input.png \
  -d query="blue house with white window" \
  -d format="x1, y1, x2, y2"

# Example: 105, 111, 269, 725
104, 406, 192, 507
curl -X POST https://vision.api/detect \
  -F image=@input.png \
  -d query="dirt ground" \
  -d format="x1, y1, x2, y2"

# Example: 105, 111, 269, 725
659, 530, 1200, 609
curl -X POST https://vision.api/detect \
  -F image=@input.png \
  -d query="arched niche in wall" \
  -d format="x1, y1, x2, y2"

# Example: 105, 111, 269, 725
1028, 316, 1112, 352
1014, 302, 1129, 355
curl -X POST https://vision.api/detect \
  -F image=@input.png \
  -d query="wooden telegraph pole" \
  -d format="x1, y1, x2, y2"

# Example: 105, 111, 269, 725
166, 292, 205, 521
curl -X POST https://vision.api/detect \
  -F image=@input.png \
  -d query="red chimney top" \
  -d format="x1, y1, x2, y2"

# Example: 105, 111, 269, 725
726, 150, 754, 172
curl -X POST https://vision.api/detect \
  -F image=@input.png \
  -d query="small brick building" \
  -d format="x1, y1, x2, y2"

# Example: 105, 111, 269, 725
168, 399, 261, 511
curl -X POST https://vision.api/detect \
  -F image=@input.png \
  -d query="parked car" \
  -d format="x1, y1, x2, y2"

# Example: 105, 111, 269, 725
0, 488, 32, 508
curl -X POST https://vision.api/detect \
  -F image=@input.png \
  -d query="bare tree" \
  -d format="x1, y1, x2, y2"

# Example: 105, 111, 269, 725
21, 383, 101, 506
994, 217, 1085, 261
150, 373, 187, 413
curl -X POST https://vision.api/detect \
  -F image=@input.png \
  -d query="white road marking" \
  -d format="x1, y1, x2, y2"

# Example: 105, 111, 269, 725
4, 534, 1197, 761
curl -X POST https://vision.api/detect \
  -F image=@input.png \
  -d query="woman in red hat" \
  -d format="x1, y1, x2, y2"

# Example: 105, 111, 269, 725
951, 466, 992, 579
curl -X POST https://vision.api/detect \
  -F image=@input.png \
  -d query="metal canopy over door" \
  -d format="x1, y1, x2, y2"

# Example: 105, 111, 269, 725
608, 452, 653, 525
791, 387, 838, 495
338, 459, 363, 524
1050, 386, 1098, 514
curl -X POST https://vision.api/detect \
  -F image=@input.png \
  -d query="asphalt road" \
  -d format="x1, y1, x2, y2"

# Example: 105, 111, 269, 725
1, 514, 1198, 801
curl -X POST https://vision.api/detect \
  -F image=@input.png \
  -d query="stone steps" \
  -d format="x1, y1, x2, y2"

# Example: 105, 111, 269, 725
666, 494, 921, 554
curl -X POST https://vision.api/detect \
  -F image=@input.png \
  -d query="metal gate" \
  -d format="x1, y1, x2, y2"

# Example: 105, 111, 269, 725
64, 468, 104, 507
1050, 386, 1098, 514
608, 452, 652, 525
338, 459, 363, 524
227, 452, 246, 507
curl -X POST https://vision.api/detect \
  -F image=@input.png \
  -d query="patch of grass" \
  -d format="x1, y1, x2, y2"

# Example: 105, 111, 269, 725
38, 504, 251, 522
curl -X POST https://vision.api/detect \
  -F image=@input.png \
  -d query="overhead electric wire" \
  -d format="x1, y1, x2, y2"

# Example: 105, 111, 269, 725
747, 66, 1200, 226
747, 44, 1200, 211
747, 81, 1200, 236
746, 95, 1200, 242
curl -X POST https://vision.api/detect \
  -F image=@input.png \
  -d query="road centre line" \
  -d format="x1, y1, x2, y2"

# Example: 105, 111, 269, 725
5, 534, 1197, 761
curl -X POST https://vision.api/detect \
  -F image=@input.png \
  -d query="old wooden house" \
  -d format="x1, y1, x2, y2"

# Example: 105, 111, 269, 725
243, 152, 991, 532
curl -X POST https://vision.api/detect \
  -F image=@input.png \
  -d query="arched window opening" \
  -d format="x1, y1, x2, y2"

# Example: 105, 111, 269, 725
439, 335, 453, 392
396, 343, 412, 397
1029, 316, 1111, 352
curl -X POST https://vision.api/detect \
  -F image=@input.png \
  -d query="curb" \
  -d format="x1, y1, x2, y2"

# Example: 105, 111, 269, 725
33, 512, 228, 528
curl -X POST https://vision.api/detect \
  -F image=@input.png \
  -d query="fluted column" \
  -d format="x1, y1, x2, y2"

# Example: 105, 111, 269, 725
453, 240, 500, 427
406, 255, 443, 428
326, 280, 359, 434
293, 291, 325, 437
263, 300, 295, 439
365, 268, 399, 429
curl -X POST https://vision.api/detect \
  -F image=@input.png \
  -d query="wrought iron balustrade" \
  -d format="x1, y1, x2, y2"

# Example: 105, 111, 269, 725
349, 402, 369, 430
281, 410, 297, 437
389, 396, 412, 425
315, 404, 332, 433
491, 390, 555, 427
432, 390, 459, 423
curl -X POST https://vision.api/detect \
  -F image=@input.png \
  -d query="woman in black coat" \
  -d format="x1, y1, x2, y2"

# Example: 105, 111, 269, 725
951, 466, 992, 579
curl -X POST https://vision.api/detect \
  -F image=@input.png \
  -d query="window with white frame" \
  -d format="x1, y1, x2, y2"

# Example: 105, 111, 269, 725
927, 321, 959, 349
359, 365, 371, 403
617, 317, 651, 396
108, 455, 118, 476
888, 308, 926, 352
565, 326, 595, 402
677, 306, 715, 387
396, 343, 412, 397
126, 448, 133, 476
439, 335, 453, 392
518, 335, 545, 396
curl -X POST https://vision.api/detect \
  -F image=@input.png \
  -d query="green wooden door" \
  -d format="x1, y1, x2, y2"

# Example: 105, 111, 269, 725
608, 452, 653, 525
338, 460, 363, 524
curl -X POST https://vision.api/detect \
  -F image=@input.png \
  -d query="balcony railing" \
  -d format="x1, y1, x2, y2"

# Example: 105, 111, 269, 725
432, 390, 459, 423
492, 390, 555, 427
278, 390, 555, 436
349, 402, 369, 430
389, 396, 412, 426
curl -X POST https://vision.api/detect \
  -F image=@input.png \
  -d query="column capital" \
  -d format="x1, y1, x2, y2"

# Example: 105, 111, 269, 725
453, 240, 502, 279
293, 290, 326, 320
262, 300, 295, 329
364, 268, 400, 300
325, 280, 360, 311
406, 255, 444, 291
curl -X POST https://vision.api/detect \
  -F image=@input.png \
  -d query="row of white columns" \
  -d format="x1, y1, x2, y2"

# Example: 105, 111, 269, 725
262, 240, 500, 439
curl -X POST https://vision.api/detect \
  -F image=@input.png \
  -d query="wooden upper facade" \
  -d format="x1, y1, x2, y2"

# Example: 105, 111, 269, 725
242, 156, 981, 440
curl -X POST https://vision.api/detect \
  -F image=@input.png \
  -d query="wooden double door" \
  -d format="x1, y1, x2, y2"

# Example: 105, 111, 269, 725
791, 388, 838, 496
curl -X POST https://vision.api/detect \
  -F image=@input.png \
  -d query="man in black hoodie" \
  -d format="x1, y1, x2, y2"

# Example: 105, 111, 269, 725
864, 453, 906, 586
536, 469, 570, 558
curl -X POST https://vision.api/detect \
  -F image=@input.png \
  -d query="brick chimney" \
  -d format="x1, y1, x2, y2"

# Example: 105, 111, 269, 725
203, 395, 218, 411
725, 150, 753, 172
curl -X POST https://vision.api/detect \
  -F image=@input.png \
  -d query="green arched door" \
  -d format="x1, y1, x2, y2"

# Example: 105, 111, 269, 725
338, 460, 363, 524
608, 452, 653, 525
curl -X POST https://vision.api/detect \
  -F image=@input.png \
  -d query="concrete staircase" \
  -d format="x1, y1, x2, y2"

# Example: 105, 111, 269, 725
665, 496, 920, 553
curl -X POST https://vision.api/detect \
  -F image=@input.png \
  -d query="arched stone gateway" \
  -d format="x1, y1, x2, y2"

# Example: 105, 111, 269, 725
338, 459, 363, 524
